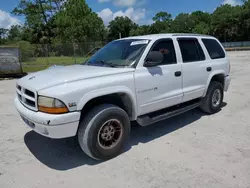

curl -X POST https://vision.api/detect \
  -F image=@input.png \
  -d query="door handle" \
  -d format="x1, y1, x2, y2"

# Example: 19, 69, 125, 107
207, 67, 212, 72
175, 71, 182, 77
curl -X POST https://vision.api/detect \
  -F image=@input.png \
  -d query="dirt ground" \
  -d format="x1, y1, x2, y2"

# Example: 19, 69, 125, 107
0, 51, 250, 188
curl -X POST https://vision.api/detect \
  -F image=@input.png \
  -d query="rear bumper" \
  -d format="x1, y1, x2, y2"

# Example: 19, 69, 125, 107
15, 98, 80, 139
224, 75, 231, 92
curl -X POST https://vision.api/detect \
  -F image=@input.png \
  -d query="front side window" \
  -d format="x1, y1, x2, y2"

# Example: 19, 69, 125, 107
202, 39, 225, 59
178, 38, 205, 63
149, 39, 177, 65
85, 39, 150, 67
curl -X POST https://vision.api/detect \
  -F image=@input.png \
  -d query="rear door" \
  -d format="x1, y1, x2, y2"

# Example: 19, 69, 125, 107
201, 38, 229, 75
177, 37, 211, 102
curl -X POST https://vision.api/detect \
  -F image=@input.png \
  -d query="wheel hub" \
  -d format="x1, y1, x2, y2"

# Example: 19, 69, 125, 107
212, 89, 221, 107
98, 119, 123, 149
101, 125, 115, 141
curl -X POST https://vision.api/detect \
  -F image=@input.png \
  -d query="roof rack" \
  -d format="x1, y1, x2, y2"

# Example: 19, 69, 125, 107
172, 33, 212, 37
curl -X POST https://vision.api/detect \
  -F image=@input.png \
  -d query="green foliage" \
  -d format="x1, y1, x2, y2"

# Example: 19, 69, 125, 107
129, 1, 250, 41
153, 11, 172, 22
17, 40, 35, 62
130, 25, 151, 36
150, 12, 172, 34
108, 16, 137, 41
8, 25, 23, 41
171, 13, 195, 33
241, 0, 250, 40
12, 0, 60, 44
190, 11, 211, 25
11, 0, 105, 44
193, 22, 210, 34
211, 4, 243, 41
55, 0, 106, 42
0, 28, 9, 44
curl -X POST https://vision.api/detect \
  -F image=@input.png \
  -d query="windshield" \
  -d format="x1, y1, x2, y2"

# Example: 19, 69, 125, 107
85, 39, 150, 68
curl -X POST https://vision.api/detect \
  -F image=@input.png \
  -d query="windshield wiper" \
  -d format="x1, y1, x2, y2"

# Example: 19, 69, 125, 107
96, 60, 116, 67
83, 60, 117, 67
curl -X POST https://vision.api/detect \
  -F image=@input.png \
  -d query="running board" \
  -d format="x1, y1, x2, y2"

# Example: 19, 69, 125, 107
137, 100, 201, 127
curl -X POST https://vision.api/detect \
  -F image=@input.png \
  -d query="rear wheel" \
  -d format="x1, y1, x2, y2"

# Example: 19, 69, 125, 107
200, 81, 224, 114
78, 104, 131, 160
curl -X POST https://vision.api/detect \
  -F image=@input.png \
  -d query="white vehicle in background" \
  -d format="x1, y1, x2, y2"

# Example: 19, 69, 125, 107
15, 33, 231, 160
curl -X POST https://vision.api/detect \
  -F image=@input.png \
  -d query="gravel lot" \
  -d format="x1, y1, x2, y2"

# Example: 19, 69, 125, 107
1, 51, 250, 188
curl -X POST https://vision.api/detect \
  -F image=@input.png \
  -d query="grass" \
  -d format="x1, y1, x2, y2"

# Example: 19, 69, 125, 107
22, 56, 89, 72
22, 65, 50, 72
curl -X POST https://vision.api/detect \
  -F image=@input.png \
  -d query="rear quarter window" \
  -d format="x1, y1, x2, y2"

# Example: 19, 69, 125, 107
202, 39, 225, 59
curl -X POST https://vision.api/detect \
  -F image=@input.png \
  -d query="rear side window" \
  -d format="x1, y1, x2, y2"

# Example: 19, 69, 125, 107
178, 38, 205, 63
202, 39, 225, 59
150, 39, 177, 65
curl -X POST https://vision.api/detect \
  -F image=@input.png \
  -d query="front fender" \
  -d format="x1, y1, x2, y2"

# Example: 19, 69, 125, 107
77, 86, 137, 119
203, 70, 226, 97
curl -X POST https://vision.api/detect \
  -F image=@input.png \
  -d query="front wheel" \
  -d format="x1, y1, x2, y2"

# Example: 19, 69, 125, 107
200, 81, 224, 114
78, 104, 131, 160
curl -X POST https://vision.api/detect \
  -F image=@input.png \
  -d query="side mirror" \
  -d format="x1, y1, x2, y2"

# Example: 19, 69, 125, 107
144, 51, 163, 67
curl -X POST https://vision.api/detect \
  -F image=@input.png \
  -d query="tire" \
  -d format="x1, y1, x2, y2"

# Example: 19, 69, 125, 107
200, 81, 224, 114
78, 104, 131, 160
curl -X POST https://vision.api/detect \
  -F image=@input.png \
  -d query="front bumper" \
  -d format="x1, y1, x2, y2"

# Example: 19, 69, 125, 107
15, 98, 81, 139
224, 75, 231, 92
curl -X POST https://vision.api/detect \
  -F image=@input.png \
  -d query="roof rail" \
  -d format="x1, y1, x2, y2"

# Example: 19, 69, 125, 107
172, 33, 212, 37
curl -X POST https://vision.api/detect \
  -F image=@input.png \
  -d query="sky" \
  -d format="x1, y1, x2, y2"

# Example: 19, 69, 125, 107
0, 0, 242, 29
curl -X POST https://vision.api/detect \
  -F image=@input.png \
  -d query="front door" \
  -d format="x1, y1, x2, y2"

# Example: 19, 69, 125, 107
135, 39, 183, 116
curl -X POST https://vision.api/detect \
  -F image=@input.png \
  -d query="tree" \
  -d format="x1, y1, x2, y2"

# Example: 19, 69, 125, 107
171, 13, 195, 33
55, 0, 105, 43
240, 0, 250, 40
193, 22, 210, 34
190, 11, 210, 25
12, 0, 64, 44
211, 4, 243, 41
153, 11, 172, 22
130, 25, 151, 36
17, 40, 35, 61
150, 12, 172, 34
0, 28, 9, 44
189, 11, 211, 34
108, 16, 137, 41
8, 25, 23, 41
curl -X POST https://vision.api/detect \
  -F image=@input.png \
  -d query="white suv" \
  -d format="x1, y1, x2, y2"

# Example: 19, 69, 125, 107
15, 34, 231, 160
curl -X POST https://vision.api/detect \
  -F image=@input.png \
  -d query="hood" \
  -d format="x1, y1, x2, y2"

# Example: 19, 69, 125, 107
18, 65, 134, 91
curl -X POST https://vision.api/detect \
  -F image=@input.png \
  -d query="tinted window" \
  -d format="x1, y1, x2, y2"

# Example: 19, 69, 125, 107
202, 39, 225, 59
178, 38, 205, 63
150, 40, 176, 65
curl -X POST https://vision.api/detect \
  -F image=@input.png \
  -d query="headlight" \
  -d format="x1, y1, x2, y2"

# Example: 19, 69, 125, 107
38, 96, 68, 114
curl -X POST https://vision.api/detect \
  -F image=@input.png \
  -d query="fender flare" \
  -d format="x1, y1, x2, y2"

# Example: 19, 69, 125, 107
203, 70, 226, 97
77, 86, 138, 120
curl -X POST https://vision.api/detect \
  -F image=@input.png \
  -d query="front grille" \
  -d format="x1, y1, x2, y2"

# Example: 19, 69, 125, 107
25, 89, 35, 98
17, 85, 21, 91
16, 85, 37, 111
25, 98, 36, 107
